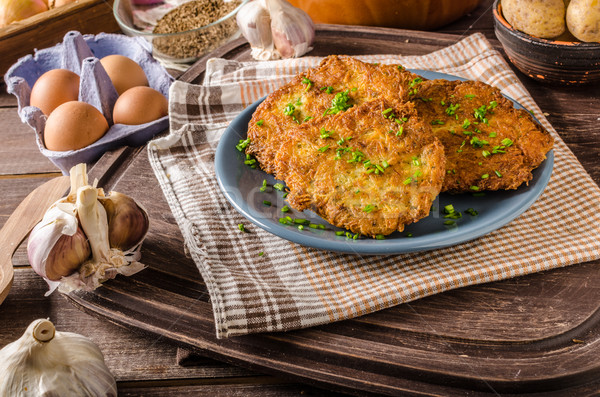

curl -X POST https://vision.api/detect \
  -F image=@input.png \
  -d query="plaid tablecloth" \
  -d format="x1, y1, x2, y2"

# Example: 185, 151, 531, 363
148, 33, 600, 338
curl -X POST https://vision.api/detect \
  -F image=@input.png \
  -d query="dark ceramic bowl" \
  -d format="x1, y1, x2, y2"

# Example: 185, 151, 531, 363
493, 0, 600, 85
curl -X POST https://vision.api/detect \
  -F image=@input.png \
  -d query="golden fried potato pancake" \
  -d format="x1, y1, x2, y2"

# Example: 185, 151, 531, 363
411, 79, 553, 193
247, 55, 419, 177
274, 99, 446, 237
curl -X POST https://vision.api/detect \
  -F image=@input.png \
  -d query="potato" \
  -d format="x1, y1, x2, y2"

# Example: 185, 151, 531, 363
566, 0, 600, 42
502, 0, 566, 38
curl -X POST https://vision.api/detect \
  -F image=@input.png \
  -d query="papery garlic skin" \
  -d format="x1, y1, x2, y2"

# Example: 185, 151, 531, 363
0, 319, 117, 397
237, 0, 280, 60
266, 0, 314, 58
237, 0, 314, 60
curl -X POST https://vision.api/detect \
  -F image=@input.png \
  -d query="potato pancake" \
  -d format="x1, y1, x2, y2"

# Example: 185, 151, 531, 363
410, 79, 553, 193
273, 99, 446, 237
246, 55, 419, 177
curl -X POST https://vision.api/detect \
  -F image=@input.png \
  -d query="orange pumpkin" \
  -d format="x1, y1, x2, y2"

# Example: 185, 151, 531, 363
288, 0, 483, 30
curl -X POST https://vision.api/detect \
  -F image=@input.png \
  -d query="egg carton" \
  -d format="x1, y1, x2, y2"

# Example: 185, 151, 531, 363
4, 31, 174, 174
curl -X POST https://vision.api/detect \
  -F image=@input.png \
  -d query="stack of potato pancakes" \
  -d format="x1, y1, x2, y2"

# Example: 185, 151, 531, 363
244, 55, 553, 238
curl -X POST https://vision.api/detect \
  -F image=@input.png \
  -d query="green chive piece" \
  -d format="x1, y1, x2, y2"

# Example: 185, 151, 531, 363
256, 119, 264, 126
236, 138, 251, 151
258, 251, 264, 256
495, 170, 502, 177
469, 186, 480, 191
273, 183, 285, 191
281, 205, 290, 213
465, 208, 479, 216
481, 173, 489, 179
375, 234, 385, 240
298, 225, 305, 231
260, 179, 268, 192
335, 231, 345, 236
238, 223, 246, 232
263, 200, 271, 206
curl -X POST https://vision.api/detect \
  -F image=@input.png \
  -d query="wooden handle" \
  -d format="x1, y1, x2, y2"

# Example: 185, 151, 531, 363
0, 176, 70, 305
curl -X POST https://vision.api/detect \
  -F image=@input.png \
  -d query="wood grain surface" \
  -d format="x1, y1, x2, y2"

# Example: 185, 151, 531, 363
67, 25, 600, 396
2, 1, 600, 395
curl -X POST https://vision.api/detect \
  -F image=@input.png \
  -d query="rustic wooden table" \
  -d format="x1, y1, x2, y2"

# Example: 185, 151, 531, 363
2, 1, 600, 395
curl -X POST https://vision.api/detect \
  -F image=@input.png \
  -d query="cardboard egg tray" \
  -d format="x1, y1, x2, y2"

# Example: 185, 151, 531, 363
4, 31, 174, 174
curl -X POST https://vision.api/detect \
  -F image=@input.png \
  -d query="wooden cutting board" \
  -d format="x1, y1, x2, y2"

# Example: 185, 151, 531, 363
61, 26, 600, 396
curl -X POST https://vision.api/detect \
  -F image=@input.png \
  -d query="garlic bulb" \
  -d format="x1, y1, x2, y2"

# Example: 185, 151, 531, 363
236, 0, 315, 60
0, 319, 117, 397
27, 163, 148, 295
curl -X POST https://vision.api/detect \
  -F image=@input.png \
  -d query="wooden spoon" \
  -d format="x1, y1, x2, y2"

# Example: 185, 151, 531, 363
0, 176, 70, 305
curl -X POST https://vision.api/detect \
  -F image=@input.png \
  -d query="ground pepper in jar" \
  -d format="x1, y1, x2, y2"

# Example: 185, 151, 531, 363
152, 0, 240, 60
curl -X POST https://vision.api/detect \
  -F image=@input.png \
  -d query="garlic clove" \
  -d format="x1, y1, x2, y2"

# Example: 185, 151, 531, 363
77, 185, 111, 264
43, 225, 91, 281
27, 203, 91, 284
0, 319, 117, 397
265, 0, 314, 58
237, 0, 278, 60
98, 191, 150, 252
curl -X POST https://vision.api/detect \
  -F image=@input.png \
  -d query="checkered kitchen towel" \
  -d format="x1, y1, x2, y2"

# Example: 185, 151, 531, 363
148, 33, 600, 338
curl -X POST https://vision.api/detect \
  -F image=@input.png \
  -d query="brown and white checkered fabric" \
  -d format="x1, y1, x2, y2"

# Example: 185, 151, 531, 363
148, 33, 600, 338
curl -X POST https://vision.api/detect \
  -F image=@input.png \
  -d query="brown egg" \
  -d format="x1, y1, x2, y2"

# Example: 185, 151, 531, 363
112, 86, 168, 125
44, 101, 109, 151
100, 54, 149, 95
30, 69, 80, 116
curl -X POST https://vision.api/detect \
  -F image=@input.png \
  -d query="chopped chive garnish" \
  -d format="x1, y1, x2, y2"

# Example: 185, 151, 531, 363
318, 144, 330, 153
363, 204, 376, 213
238, 223, 246, 232
403, 177, 412, 185
236, 138, 251, 151
501, 138, 514, 147
281, 205, 290, 213
375, 234, 385, 240
489, 131, 497, 137
444, 220, 456, 226
298, 225, 305, 231
258, 251, 264, 256
260, 179, 268, 192
382, 108, 393, 115
263, 200, 271, 206
481, 173, 489, 179
294, 218, 310, 224
465, 208, 479, 216
469, 186, 480, 191
494, 170, 502, 177
273, 183, 285, 191
256, 119, 264, 126
335, 231, 345, 236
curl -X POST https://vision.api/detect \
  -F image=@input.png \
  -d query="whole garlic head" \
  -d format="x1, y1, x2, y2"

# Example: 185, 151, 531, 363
0, 319, 117, 397
27, 163, 148, 295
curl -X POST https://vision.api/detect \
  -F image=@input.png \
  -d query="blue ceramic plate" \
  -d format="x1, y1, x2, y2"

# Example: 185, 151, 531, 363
215, 70, 554, 255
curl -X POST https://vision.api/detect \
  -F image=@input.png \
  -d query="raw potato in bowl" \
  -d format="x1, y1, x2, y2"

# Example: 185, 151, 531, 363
567, 0, 600, 42
501, 0, 566, 38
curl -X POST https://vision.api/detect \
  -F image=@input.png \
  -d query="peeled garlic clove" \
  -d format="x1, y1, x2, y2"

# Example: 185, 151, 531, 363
237, 0, 277, 59
0, 319, 117, 397
266, 0, 314, 58
98, 191, 149, 252
27, 203, 91, 284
